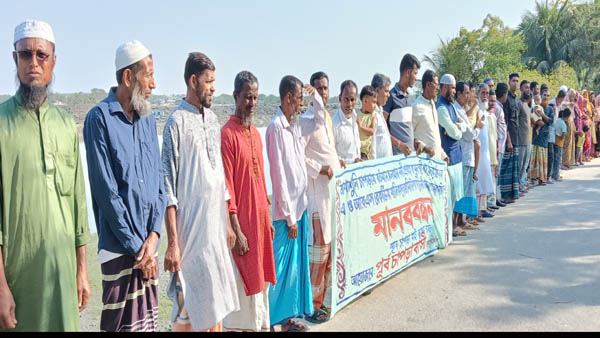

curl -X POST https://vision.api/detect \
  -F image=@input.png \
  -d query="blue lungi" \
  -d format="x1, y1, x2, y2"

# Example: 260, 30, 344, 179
268, 210, 314, 325
454, 166, 478, 217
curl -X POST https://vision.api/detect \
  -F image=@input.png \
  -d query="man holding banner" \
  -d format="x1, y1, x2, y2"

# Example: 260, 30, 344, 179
383, 54, 424, 156
412, 70, 442, 162
436, 74, 468, 237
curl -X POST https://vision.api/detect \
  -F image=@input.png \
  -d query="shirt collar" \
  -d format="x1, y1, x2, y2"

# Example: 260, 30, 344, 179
337, 108, 355, 126
394, 83, 408, 97
229, 115, 252, 129
178, 98, 203, 115
419, 94, 435, 106
14, 91, 51, 116
276, 106, 291, 129
106, 87, 140, 124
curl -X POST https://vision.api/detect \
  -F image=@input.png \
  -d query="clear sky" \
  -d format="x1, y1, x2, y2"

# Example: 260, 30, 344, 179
1, 0, 537, 96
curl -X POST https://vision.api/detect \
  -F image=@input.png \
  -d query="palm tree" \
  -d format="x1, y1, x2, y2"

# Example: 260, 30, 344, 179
517, 0, 576, 74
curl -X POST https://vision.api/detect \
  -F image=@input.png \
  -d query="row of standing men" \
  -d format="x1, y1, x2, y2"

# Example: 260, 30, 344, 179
1, 19, 589, 332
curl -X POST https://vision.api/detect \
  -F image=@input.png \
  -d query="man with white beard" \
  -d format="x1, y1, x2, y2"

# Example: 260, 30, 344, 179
84, 40, 167, 332
475, 84, 496, 219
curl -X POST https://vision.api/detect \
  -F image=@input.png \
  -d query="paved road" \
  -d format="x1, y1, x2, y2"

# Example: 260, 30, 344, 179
311, 158, 600, 331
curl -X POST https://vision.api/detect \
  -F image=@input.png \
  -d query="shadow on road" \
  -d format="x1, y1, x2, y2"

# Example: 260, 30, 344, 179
451, 165, 600, 324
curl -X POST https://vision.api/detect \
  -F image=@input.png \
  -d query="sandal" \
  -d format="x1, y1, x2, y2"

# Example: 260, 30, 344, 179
281, 319, 309, 332
452, 227, 467, 237
480, 210, 494, 218
305, 309, 330, 324
463, 223, 479, 230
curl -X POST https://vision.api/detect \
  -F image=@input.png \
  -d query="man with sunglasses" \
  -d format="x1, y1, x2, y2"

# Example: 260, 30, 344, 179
0, 20, 91, 332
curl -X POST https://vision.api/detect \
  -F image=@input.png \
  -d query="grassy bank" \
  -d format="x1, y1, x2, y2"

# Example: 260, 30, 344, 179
79, 230, 173, 332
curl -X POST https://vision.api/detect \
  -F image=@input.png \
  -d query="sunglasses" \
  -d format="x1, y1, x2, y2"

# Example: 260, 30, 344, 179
15, 50, 52, 63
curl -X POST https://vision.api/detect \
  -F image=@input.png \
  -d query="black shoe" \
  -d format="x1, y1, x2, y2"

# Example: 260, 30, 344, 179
496, 201, 507, 207
488, 205, 500, 210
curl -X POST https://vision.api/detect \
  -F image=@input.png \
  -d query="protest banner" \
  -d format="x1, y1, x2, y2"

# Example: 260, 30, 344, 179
328, 154, 451, 318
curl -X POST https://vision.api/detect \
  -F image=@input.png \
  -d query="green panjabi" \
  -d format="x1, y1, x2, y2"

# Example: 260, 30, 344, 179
0, 95, 90, 332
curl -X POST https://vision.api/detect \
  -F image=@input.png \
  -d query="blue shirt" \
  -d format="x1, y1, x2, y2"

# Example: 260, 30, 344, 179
83, 88, 167, 255
532, 106, 554, 148
382, 83, 414, 154
436, 96, 463, 166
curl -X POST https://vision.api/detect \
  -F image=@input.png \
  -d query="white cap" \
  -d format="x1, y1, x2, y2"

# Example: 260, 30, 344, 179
440, 74, 456, 86
560, 85, 568, 93
115, 40, 151, 71
14, 19, 55, 44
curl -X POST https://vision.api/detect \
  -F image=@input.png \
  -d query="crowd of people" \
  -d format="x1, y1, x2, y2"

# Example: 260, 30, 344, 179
1, 20, 599, 333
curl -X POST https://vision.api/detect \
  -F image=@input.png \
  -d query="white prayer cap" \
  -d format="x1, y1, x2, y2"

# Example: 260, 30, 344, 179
560, 85, 568, 93
115, 40, 151, 71
440, 74, 456, 86
13, 19, 55, 45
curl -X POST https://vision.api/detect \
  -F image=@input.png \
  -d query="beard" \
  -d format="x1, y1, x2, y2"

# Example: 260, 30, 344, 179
195, 81, 212, 109
16, 73, 52, 111
18, 83, 49, 111
290, 111, 300, 125
478, 100, 489, 111
131, 81, 152, 117
241, 113, 254, 128
444, 91, 455, 103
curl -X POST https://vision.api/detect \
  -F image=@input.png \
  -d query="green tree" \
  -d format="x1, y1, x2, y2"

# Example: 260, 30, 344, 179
423, 28, 481, 82
478, 15, 526, 83
517, 0, 577, 74
424, 15, 524, 84
568, 0, 600, 90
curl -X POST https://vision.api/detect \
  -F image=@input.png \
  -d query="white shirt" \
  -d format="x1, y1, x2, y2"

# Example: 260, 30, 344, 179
299, 93, 340, 245
267, 107, 308, 227
455, 103, 480, 167
494, 102, 507, 153
372, 106, 393, 159
412, 95, 447, 161
332, 108, 361, 164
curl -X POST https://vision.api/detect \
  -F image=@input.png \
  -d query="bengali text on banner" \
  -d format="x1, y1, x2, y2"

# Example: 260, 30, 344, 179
328, 153, 451, 318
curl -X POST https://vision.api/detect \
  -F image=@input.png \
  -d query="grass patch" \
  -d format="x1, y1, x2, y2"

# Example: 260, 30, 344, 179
80, 229, 173, 332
